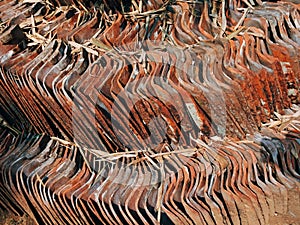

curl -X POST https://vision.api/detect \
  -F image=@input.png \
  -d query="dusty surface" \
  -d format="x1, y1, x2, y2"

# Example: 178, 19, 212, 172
1, 208, 300, 224
270, 211, 300, 225
0, 210, 35, 225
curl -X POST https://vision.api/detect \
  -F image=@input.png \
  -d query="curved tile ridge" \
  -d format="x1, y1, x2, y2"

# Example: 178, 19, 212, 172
0, 108, 299, 224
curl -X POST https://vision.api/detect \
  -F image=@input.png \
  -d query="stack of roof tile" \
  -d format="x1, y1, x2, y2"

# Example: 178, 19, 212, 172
0, 0, 299, 224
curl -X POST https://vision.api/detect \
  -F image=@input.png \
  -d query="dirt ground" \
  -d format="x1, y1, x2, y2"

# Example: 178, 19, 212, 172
0, 210, 35, 225
0, 208, 299, 224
